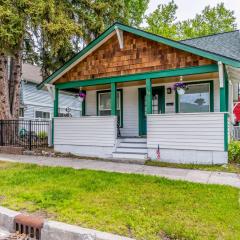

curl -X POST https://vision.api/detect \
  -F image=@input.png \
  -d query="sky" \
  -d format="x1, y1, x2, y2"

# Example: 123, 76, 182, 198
146, 0, 240, 28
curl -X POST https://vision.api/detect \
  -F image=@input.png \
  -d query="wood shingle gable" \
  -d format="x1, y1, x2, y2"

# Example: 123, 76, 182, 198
56, 32, 214, 84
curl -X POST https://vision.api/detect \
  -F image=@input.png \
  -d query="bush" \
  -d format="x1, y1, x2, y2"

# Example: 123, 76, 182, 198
37, 131, 48, 139
228, 141, 240, 163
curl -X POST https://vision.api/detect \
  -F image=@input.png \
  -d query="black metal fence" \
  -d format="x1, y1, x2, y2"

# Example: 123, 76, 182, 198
0, 119, 50, 150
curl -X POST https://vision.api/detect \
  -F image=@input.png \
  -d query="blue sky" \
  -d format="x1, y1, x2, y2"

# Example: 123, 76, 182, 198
146, 0, 240, 28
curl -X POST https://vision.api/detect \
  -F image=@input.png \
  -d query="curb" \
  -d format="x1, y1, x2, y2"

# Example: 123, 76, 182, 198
0, 206, 134, 240
0, 207, 20, 233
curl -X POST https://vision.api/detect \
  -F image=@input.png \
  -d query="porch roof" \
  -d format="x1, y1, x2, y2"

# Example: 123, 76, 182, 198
37, 23, 240, 90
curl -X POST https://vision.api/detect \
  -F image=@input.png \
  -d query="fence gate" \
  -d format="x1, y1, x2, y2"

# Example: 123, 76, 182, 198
0, 119, 50, 150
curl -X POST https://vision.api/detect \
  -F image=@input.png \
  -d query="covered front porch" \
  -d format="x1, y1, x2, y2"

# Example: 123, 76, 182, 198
52, 64, 229, 164
36, 22, 240, 164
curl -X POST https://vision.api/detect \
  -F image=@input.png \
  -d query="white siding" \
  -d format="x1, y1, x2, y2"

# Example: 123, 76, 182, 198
121, 87, 139, 136
147, 113, 225, 151
85, 79, 220, 137
21, 82, 81, 118
54, 116, 117, 147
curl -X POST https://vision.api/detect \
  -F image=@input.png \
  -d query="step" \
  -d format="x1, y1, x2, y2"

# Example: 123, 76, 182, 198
119, 142, 147, 148
120, 138, 146, 143
116, 147, 147, 154
112, 152, 147, 160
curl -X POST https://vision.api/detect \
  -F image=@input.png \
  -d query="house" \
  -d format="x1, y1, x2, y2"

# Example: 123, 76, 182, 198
37, 23, 240, 164
21, 63, 81, 120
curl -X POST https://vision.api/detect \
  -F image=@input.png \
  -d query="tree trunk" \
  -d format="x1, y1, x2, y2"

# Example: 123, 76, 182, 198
0, 53, 11, 119
0, 51, 22, 120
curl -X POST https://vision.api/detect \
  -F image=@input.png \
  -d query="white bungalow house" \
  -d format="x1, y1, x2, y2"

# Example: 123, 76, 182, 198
21, 63, 81, 120
37, 23, 240, 164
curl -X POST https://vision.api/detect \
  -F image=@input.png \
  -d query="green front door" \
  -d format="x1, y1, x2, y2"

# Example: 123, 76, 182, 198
138, 86, 165, 136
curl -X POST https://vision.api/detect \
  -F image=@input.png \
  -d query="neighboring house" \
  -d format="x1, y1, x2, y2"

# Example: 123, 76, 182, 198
21, 63, 81, 120
37, 22, 240, 164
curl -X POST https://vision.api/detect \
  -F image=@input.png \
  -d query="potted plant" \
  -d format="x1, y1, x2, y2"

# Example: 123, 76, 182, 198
173, 82, 188, 95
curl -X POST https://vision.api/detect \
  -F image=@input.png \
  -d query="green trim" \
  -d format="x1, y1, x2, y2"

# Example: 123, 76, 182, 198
54, 88, 59, 117
175, 80, 214, 113
117, 23, 240, 68
51, 118, 54, 145
220, 66, 229, 112
82, 90, 86, 116
146, 79, 152, 114
37, 24, 117, 90
56, 65, 218, 90
138, 88, 143, 136
111, 83, 117, 115
138, 86, 165, 136
96, 89, 123, 127
224, 113, 228, 151
38, 22, 240, 89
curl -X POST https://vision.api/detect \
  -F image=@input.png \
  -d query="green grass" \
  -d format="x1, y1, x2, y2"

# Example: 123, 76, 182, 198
145, 160, 240, 174
0, 161, 239, 240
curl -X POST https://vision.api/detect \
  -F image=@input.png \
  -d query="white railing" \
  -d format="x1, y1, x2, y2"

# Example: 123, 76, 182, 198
147, 112, 225, 151
54, 116, 117, 147
232, 126, 240, 140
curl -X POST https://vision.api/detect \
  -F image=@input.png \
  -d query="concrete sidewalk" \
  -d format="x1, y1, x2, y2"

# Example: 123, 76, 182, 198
0, 153, 239, 188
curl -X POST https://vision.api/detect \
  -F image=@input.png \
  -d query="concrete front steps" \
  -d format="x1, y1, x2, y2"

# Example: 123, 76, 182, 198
112, 138, 147, 161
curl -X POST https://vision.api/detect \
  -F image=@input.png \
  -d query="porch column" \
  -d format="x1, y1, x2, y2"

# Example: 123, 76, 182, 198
146, 78, 152, 114
111, 82, 117, 115
219, 62, 229, 112
54, 87, 59, 117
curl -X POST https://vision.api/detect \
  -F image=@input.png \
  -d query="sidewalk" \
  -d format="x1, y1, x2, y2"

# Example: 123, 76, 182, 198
0, 153, 239, 188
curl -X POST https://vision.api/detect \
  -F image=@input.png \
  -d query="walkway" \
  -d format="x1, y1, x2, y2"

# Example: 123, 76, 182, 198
0, 154, 239, 188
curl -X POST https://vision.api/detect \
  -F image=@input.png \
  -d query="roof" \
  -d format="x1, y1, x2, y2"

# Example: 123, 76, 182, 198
181, 30, 240, 62
37, 23, 240, 89
22, 63, 42, 84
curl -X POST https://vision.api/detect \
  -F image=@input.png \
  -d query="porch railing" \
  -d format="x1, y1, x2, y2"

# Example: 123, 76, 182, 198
232, 126, 240, 140
0, 119, 50, 150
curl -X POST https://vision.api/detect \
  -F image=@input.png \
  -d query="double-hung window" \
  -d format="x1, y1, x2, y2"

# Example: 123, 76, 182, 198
97, 90, 122, 127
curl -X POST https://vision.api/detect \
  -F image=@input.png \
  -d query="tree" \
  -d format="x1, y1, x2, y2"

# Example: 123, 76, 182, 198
0, 0, 80, 119
0, 0, 150, 119
145, 0, 178, 38
178, 3, 237, 39
145, 2, 237, 40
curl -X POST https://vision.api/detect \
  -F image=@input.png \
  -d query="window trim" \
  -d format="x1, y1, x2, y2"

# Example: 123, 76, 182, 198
34, 110, 51, 120
175, 80, 214, 113
96, 89, 123, 127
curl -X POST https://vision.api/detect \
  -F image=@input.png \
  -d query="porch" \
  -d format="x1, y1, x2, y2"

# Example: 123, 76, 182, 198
52, 65, 228, 164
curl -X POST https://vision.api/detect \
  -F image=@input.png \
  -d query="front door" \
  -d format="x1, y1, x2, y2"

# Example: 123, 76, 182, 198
139, 86, 165, 136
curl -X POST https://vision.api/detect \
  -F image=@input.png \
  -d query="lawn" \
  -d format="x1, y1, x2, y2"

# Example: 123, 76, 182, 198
145, 160, 240, 174
0, 161, 239, 240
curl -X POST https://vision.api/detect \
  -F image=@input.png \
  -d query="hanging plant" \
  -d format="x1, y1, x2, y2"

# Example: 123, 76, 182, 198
78, 92, 86, 103
173, 82, 188, 95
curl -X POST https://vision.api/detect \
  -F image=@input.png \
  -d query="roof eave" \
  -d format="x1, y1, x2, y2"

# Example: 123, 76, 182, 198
37, 22, 240, 90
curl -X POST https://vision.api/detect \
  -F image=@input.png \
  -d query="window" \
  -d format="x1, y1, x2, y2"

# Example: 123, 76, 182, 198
35, 111, 50, 119
19, 108, 24, 118
97, 90, 122, 127
178, 82, 212, 113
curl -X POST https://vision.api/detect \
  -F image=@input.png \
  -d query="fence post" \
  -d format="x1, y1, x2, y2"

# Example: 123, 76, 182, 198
29, 120, 32, 151
0, 120, 3, 146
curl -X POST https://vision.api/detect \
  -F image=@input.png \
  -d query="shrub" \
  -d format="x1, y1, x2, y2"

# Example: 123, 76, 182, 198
37, 131, 48, 139
228, 141, 240, 163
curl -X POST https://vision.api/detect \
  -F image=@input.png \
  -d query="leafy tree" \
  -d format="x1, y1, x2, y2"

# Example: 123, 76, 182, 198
145, 0, 178, 38
0, 0, 80, 119
0, 0, 150, 119
145, 2, 237, 40
178, 3, 237, 39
